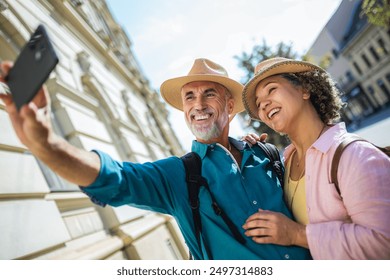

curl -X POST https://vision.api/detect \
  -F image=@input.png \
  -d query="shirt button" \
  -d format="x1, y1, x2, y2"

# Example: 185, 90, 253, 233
284, 254, 290, 259
253, 200, 257, 205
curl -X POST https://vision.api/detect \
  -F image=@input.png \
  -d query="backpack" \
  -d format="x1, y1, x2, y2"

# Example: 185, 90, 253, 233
180, 141, 284, 259
330, 135, 390, 196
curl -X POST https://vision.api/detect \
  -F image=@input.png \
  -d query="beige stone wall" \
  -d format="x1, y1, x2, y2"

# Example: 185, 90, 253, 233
0, 0, 187, 260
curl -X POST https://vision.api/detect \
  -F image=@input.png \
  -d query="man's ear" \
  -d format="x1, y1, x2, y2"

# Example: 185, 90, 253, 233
228, 98, 234, 114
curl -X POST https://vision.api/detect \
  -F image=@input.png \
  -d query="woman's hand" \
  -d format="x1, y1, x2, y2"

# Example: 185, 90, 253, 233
241, 133, 268, 146
242, 209, 308, 248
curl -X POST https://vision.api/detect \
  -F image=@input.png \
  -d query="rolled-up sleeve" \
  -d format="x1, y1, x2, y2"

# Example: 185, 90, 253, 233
80, 150, 185, 215
80, 150, 124, 207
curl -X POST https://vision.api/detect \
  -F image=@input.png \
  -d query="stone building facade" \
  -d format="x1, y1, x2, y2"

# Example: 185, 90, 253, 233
0, 0, 188, 260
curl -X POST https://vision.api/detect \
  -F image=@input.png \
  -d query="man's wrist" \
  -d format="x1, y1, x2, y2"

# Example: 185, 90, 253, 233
29, 132, 62, 158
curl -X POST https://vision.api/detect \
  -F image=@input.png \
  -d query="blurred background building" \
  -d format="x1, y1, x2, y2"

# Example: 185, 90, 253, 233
0, 0, 187, 260
306, 0, 390, 147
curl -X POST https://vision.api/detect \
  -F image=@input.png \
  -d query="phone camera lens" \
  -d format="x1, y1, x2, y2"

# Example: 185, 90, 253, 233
35, 50, 42, 61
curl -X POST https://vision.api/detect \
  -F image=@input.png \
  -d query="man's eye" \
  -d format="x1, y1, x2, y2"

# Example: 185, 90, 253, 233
269, 87, 276, 94
185, 96, 194, 100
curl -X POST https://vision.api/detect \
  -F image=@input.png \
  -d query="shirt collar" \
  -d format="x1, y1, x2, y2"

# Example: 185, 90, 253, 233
191, 137, 245, 159
312, 122, 347, 153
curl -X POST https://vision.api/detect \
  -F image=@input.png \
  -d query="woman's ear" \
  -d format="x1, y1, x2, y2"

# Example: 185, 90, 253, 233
302, 90, 311, 100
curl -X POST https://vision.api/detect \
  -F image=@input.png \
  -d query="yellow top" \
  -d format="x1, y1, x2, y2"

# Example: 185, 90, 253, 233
284, 154, 309, 225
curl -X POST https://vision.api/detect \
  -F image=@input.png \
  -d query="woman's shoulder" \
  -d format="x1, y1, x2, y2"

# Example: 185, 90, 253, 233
333, 134, 390, 174
334, 133, 388, 158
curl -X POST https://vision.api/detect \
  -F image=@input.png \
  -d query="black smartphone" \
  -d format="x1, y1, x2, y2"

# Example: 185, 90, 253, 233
6, 24, 59, 110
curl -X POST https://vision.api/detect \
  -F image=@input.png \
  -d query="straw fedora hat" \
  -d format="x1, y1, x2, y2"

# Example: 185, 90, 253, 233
242, 57, 325, 120
160, 58, 245, 117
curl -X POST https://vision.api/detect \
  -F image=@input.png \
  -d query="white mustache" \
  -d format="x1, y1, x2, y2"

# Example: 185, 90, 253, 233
189, 108, 214, 119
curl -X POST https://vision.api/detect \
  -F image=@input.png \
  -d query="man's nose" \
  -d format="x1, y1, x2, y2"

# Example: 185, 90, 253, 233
194, 96, 207, 110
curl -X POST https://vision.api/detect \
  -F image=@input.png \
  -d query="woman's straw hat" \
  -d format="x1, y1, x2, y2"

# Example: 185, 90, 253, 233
242, 57, 325, 120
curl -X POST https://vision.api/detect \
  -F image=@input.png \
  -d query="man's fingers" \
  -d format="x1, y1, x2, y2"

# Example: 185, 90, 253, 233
0, 93, 18, 117
0, 93, 13, 106
32, 86, 50, 108
0, 61, 13, 76
1, 60, 14, 70
20, 102, 38, 122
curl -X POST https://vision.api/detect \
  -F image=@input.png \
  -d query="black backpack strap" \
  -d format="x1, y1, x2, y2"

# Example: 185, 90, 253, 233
181, 152, 208, 259
181, 151, 246, 259
257, 141, 285, 187
203, 181, 246, 245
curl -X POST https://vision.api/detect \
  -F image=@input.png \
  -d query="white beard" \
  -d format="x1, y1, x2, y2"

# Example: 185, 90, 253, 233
186, 111, 229, 141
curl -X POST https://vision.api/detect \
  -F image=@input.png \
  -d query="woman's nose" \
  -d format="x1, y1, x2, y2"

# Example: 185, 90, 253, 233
261, 99, 271, 110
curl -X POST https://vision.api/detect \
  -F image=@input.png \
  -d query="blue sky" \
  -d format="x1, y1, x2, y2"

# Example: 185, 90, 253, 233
106, 0, 342, 151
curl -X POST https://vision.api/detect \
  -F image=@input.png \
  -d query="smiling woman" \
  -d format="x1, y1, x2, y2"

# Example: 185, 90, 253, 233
241, 57, 390, 260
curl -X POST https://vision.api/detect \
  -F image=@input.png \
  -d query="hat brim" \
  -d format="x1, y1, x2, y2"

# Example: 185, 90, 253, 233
160, 75, 245, 118
242, 60, 324, 120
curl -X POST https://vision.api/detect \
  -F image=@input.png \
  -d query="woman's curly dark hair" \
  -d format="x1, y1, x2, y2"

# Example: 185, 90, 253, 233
281, 71, 345, 124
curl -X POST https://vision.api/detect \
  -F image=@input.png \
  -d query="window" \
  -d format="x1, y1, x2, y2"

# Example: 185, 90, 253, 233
345, 71, 354, 83
353, 61, 362, 75
367, 85, 375, 95
70, 0, 84, 6
366, 85, 381, 109
361, 54, 372, 68
378, 38, 389, 55
332, 48, 339, 58
377, 79, 390, 99
369, 46, 380, 62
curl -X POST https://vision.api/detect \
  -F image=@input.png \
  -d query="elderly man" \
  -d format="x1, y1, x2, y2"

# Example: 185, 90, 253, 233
0, 58, 310, 260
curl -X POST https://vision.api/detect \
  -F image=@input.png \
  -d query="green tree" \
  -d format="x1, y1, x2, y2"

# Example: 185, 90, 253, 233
361, 0, 390, 28
234, 40, 301, 149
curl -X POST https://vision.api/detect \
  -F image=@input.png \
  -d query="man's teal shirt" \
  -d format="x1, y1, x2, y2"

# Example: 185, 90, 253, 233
82, 138, 311, 260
